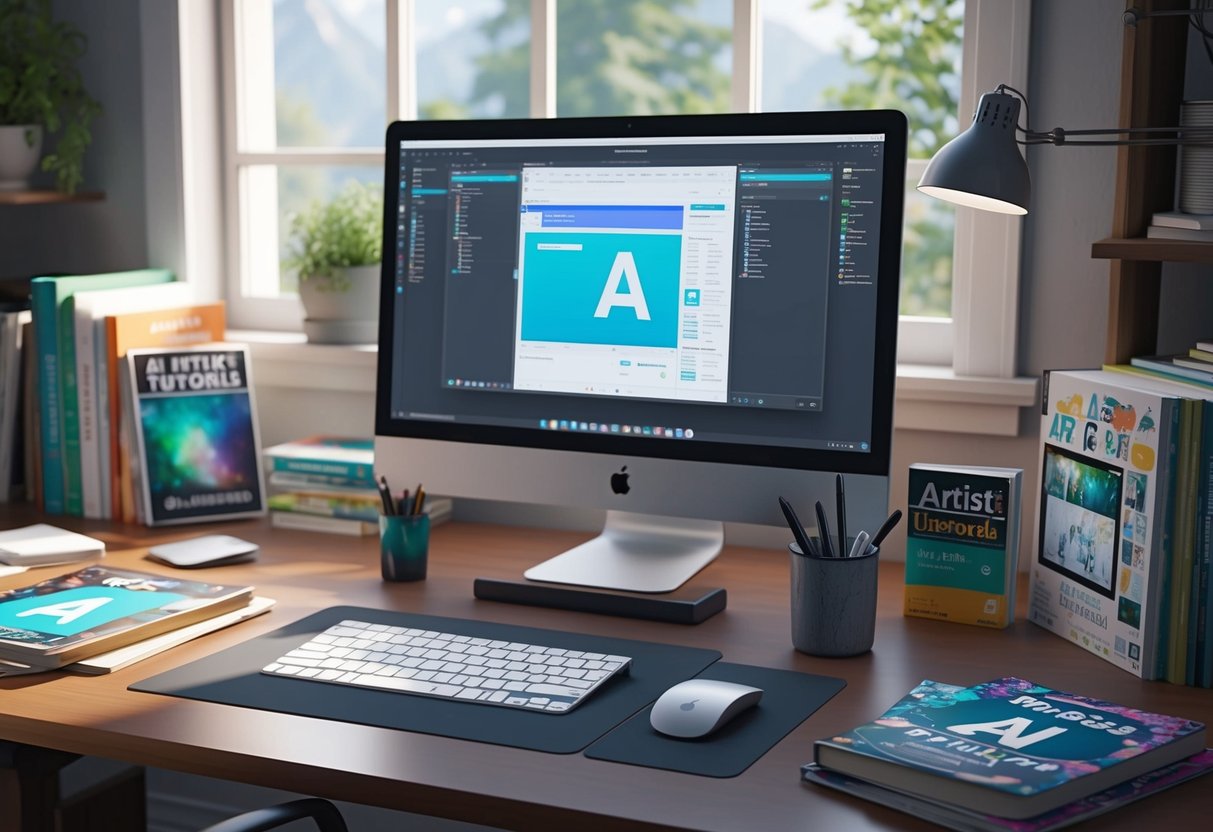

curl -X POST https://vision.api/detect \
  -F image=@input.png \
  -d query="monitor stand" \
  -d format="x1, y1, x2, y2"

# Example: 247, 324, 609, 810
523, 510, 724, 593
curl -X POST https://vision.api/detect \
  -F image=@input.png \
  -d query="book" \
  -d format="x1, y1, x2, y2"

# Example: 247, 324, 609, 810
263, 436, 375, 486
125, 344, 265, 525
811, 677, 1206, 821
0, 310, 30, 502
904, 464, 1023, 629
70, 282, 195, 519
68, 595, 275, 675
269, 510, 377, 536
105, 302, 226, 522
1030, 369, 1180, 678
1145, 224, 1213, 242
1103, 363, 1213, 687
1151, 210, 1213, 230
267, 489, 382, 522
29, 270, 176, 515
0, 565, 253, 669
801, 756, 1213, 832
1189, 347, 1213, 364
0, 524, 105, 566
1130, 355, 1213, 387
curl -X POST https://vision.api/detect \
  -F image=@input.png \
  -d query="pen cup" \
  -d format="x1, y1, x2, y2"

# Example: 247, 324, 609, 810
380, 513, 430, 582
789, 541, 879, 657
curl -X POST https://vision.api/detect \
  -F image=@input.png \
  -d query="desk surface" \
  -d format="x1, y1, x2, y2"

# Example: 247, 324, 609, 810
1, 510, 1211, 832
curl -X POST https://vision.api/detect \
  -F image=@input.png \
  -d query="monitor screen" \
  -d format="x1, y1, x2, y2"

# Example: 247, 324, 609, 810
375, 111, 906, 591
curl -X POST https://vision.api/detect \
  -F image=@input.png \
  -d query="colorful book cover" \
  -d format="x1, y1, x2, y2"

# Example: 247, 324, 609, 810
29, 270, 175, 515
267, 489, 381, 522
105, 303, 226, 522
1030, 370, 1180, 678
812, 677, 1206, 820
71, 282, 195, 519
125, 344, 265, 525
804, 745, 1213, 832
0, 565, 253, 668
905, 464, 1023, 628
1102, 363, 1213, 688
263, 436, 375, 485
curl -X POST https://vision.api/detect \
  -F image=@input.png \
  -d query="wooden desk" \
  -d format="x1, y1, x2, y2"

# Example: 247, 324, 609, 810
1, 510, 1211, 831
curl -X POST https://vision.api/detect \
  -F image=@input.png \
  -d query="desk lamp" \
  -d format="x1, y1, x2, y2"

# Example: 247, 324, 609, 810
918, 83, 1213, 215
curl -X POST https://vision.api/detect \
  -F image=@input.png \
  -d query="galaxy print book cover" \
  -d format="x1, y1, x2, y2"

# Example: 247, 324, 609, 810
812, 678, 1206, 820
125, 344, 265, 525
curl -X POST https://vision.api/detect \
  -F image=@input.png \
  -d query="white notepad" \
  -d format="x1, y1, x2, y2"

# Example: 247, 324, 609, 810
0, 524, 105, 566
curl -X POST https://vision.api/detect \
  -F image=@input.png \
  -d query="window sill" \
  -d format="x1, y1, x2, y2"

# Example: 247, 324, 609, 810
234, 333, 1040, 438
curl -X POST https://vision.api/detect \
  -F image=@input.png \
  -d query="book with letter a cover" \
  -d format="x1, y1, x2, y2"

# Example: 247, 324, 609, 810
810, 677, 1206, 821
125, 344, 265, 525
0, 565, 253, 671
1029, 369, 1181, 678
905, 464, 1023, 628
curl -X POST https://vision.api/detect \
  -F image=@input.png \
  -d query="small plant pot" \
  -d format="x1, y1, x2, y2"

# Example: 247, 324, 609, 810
298, 263, 381, 344
0, 125, 43, 190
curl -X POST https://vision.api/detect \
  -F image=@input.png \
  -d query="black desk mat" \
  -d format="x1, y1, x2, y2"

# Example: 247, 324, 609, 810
130, 606, 721, 754
583, 662, 844, 777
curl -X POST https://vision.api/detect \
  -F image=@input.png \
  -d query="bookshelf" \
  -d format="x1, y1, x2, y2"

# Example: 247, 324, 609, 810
1090, 0, 1195, 364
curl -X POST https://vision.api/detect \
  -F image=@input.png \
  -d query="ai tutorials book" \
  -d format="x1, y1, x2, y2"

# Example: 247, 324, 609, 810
125, 344, 265, 525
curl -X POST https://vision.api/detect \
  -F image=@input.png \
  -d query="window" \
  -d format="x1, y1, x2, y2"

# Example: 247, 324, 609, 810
221, 0, 1028, 377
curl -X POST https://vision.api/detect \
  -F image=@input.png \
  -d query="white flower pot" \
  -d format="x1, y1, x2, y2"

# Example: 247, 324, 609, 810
0, 125, 43, 190
298, 263, 381, 344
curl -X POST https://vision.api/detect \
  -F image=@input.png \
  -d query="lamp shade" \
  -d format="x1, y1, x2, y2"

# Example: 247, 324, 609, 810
917, 91, 1031, 215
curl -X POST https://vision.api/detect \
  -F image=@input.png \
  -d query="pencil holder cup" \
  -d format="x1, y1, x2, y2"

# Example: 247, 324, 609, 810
380, 514, 430, 582
789, 542, 879, 657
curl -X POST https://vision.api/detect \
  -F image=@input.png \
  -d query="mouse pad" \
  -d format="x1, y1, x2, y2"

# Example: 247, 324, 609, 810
583, 662, 845, 777
130, 605, 721, 754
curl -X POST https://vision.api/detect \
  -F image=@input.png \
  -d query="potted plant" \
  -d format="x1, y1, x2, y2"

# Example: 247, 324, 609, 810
0, 0, 101, 192
284, 180, 383, 344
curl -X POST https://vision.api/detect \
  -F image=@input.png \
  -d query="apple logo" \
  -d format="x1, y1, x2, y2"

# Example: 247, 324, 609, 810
610, 465, 630, 495
680, 699, 699, 712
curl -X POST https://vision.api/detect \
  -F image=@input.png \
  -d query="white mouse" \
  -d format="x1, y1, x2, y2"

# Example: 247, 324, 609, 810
649, 679, 763, 738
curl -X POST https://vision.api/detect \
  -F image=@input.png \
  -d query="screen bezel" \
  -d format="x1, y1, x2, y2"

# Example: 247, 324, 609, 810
374, 110, 907, 478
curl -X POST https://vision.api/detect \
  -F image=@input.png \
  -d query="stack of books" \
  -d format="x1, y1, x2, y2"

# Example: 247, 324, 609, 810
0, 564, 270, 677
1146, 210, 1213, 243
264, 436, 451, 535
805, 677, 1211, 832
1033, 365, 1213, 687
19, 269, 228, 522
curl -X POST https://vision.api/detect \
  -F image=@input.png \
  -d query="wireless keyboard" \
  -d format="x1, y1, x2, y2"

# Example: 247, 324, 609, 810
260, 619, 632, 713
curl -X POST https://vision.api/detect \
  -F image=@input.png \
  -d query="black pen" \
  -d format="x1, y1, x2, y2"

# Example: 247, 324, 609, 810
377, 475, 396, 515
779, 496, 814, 557
870, 509, 904, 549
835, 473, 847, 559
815, 500, 835, 558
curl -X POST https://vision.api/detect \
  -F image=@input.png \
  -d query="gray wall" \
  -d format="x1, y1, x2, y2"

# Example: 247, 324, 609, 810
0, 0, 149, 278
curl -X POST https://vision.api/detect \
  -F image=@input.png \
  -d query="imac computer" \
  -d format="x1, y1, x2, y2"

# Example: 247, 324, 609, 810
374, 110, 906, 592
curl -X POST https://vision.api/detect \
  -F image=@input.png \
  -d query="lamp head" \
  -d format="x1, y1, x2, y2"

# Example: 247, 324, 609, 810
917, 90, 1031, 215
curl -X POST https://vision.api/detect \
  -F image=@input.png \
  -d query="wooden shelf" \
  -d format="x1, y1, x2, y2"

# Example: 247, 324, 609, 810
0, 189, 103, 206
1092, 236, 1213, 264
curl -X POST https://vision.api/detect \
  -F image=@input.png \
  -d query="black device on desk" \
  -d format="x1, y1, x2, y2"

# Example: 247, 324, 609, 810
372, 108, 906, 598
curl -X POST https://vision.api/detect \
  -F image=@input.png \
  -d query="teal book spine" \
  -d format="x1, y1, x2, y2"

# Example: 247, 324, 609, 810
58, 294, 84, 515
29, 279, 64, 514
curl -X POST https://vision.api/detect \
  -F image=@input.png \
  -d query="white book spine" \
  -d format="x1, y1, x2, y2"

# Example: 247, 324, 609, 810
75, 302, 103, 518
94, 318, 112, 518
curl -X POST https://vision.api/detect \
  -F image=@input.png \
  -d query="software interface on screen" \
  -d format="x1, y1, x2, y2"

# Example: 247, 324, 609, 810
387, 132, 888, 457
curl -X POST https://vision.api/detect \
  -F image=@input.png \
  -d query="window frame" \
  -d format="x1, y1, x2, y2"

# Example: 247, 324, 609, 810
214, 0, 1029, 380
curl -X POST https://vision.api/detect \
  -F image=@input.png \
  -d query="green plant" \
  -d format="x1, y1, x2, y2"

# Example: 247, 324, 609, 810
0, 0, 101, 193
285, 180, 383, 289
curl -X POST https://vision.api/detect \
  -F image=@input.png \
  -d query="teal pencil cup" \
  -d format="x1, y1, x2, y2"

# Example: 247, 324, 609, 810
379, 513, 430, 582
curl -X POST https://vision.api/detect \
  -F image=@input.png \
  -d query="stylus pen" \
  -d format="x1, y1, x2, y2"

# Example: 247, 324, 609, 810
835, 473, 847, 560
870, 509, 904, 549
377, 476, 396, 515
779, 496, 814, 558
815, 501, 836, 558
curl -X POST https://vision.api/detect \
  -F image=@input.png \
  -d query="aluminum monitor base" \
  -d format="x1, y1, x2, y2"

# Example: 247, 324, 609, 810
523, 510, 724, 593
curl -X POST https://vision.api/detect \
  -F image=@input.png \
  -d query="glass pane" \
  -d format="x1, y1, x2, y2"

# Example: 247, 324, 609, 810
277, 166, 383, 294
416, 0, 531, 119
272, 0, 387, 147
555, 0, 732, 117
901, 182, 955, 317
762, 0, 964, 317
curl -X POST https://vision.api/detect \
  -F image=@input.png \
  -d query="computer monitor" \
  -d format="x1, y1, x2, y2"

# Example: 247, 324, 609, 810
375, 110, 906, 592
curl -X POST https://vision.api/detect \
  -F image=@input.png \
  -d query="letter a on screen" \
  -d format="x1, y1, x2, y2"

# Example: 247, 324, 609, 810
594, 251, 651, 321
16, 596, 113, 626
